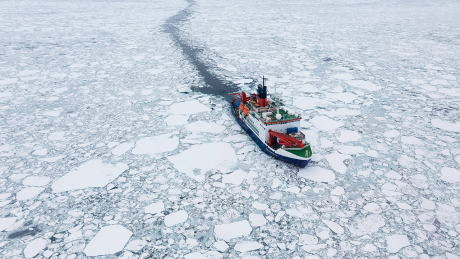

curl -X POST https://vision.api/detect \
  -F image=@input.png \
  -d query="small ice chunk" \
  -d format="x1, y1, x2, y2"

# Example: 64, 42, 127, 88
223, 134, 247, 142
168, 100, 211, 115
349, 214, 385, 236
84, 225, 132, 256
23, 176, 50, 186
185, 121, 226, 133
0, 217, 17, 231
165, 115, 189, 126
164, 210, 188, 227
441, 167, 460, 183
222, 170, 247, 185
384, 130, 400, 138
234, 241, 263, 252
111, 142, 134, 156
125, 239, 147, 251
322, 220, 344, 234
293, 97, 334, 110
446, 252, 460, 259
298, 167, 335, 182
249, 214, 267, 227
409, 174, 428, 189
213, 241, 229, 252
397, 203, 412, 210
386, 235, 410, 253
214, 220, 252, 241
52, 160, 128, 193
299, 234, 318, 245
168, 142, 237, 182
32, 148, 47, 156
362, 244, 377, 252
337, 130, 361, 143
48, 132, 65, 140
17, 187, 44, 200
24, 238, 47, 258
132, 134, 179, 155
145, 201, 164, 214
401, 136, 424, 145
420, 198, 435, 210
310, 116, 343, 131
320, 138, 333, 148
339, 146, 365, 154
43, 111, 60, 117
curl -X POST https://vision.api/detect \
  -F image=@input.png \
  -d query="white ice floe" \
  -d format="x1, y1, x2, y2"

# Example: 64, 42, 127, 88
214, 220, 252, 241
52, 160, 128, 193
144, 201, 165, 214
401, 136, 424, 145
337, 130, 361, 143
384, 130, 400, 138
43, 111, 60, 117
222, 170, 247, 185
347, 80, 382, 91
48, 132, 65, 140
299, 234, 318, 245
456, 155, 460, 165
339, 146, 365, 155
333, 73, 354, 80
385, 171, 402, 180
164, 210, 188, 227
252, 202, 268, 210
165, 115, 189, 126
431, 119, 460, 132
318, 108, 360, 117
125, 239, 147, 252
185, 121, 226, 133
249, 213, 267, 227
234, 241, 264, 252
23, 238, 47, 258
23, 176, 50, 186
293, 97, 334, 110
446, 253, 460, 259
213, 241, 229, 252
325, 92, 357, 103
0, 217, 17, 231
331, 186, 344, 196
132, 133, 179, 155
363, 203, 382, 214
322, 220, 344, 234
441, 167, 460, 183
168, 142, 237, 182
324, 153, 351, 174
223, 134, 247, 142
84, 225, 132, 256
310, 116, 343, 131
298, 167, 335, 182
112, 142, 134, 156
386, 234, 410, 253
146, 68, 165, 75
168, 100, 211, 114
16, 187, 44, 200
32, 148, 47, 156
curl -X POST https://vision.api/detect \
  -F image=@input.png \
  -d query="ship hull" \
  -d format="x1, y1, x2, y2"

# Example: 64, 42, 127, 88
233, 109, 310, 168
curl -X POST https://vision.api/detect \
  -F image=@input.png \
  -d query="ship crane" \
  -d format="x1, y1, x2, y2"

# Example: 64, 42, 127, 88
268, 130, 304, 148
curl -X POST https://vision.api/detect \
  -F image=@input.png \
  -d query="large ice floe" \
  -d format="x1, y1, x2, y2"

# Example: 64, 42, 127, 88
1, 0, 460, 258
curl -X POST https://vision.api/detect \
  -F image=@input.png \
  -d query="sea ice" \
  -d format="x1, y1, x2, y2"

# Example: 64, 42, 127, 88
234, 241, 263, 252
339, 146, 365, 155
185, 121, 226, 133
84, 225, 132, 256
16, 187, 44, 200
386, 234, 410, 253
111, 142, 134, 156
337, 130, 361, 143
222, 170, 247, 185
347, 80, 382, 91
349, 214, 385, 236
125, 239, 147, 252
213, 241, 229, 252
132, 134, 179, 155
23, 176, 50, 186
23, 238, 47, 258
168, 142, 238, 181
298, 167, 335, 182
164, 210, 188, 227
299, 234, 318, 245
52, 160, 128, 193
249, 213, 267, 227
383, 130, 400, 138
145, 201, 165, 214
310, 116, 343, 131
293, 97, 334, 110
401, 136, 424, 145
168, 100, 211, 114
214, 220, 252, 241
441, 167, 460, 183
48, 132, 65, 140
0, 217, 17, 231
165, 115, 189, 126
322, 220, 344, 235
431, 119, 460, 132
363, 203, 382, 214
223, 134, 247, 142
324, 153, 351, 174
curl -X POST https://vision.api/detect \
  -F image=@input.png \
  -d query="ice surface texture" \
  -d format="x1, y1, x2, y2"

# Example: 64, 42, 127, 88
0, 0, 460, 258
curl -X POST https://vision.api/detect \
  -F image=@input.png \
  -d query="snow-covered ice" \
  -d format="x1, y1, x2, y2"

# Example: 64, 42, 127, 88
386, 234, 410, 253
131, 134, 179, 155
23, 238, 47, 258
84, 225, 132, 256
214, 220, 252, 241
164, 210, 188, 227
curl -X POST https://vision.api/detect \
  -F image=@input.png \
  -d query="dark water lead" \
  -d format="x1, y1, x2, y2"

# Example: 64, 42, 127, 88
162, 0, 240, 102
7, 225, 41, 239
